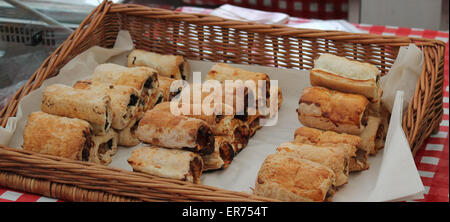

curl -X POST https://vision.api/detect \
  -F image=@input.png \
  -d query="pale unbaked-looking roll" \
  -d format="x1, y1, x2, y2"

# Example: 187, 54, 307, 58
128, 49, 190, 80
127, 145, 203, 184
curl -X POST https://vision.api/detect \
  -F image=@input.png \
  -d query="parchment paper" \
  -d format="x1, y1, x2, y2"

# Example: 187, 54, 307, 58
0, 30, 424, 202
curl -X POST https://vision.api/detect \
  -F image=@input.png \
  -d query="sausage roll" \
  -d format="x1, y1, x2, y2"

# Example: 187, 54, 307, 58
90, 128, 119, 165
127, 49, 190, 80
206, 63, 270, 110
310, 53, 382, 102
254, 154, 335, 202
246, 108, 263, 137
128, 145, 203, 184
202, 136, 235, 171
73, 80, 140, 130
297, 86, 370, 135
23, 111, 116, 165
276, 142, 349, 187
225, 118, 250, 153
360, 116, 382, 156
158, 76, 183, 102
118, 117, 141, 147
41, 84, 112, 135
293, 127, 367, 172
136, 108, 215, 155
180, 82, 250, 119
92, 63, 159, 111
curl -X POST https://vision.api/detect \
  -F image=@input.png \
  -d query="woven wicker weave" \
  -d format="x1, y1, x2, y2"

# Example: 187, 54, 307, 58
0, 1, 446, 201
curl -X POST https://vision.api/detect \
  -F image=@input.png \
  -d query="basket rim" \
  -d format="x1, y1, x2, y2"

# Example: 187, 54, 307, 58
108, 2, 446, 47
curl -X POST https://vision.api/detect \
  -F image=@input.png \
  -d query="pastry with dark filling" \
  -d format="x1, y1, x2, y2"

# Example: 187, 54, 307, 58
136, 107, 215, 155
128, 145, 203, 184
254, 154, 335, 202
293, 127, 367, 172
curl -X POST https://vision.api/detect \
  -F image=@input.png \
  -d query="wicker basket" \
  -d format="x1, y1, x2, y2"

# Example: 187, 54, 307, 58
0, 1, 446, 202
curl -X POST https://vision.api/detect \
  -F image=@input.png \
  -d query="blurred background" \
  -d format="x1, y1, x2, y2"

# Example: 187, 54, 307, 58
0, 0, 448, 109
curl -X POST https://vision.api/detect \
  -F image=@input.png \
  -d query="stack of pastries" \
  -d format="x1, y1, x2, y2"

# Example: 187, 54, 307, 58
127, 62, 283, 183
254, 54, 390, 202
22, 49, 189, 166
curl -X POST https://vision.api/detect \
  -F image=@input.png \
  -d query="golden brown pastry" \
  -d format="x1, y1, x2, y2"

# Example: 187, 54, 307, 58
293, 127, 368, 172
127, 49, 190, 80
41, 84, 112, 135
117, 117, 141, 147
246, 108, 263, 137
73, 80, 140, 130
310, 53, 382, 102
206, 63, 271, 111
375, 105, 390, 152
23, 111, 116, 165
202, 136, 235, 171
276, 142, 349, 187
128, 145, 203, 184
158, 76, 183, 102
254, 154, 335, 202
90, 128, 119, 165
297, 86, 370, 135
136, 107, 215, 155
91, 63, 159, 111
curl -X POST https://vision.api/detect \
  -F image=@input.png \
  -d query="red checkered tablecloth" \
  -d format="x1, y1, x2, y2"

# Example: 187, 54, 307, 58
0, 6, 448, 202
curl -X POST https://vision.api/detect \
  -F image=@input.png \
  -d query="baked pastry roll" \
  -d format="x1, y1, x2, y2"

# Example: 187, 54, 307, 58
297, 86, 370, 135
136, 108, 215, 155
293, 127, 367, 172
246, 108, 263, 137
360, 116, 382, 156
90, 128, 119, 165
41, 84, 112, 135
128, 145, 203, 184
254, 154, 335, 202
225, 118, 250, 153
127, 49, 190, 80
158, 76, 182, 102
180, 82, 250, 119
310, 53, 382, 102
118, 117, 141, 147
73, 80, 140, 130
202, 136, 235, 171
23, 112, 117, 165
276, 142, 349, 187
92, 63, 159, 111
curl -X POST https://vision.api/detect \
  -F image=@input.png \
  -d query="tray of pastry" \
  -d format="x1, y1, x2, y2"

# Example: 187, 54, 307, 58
0, 2, 445, 202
